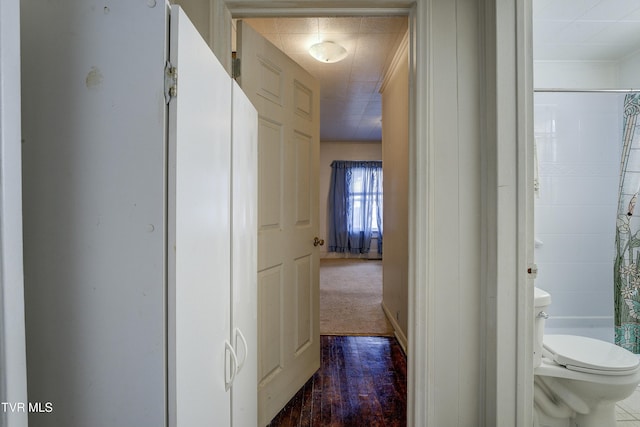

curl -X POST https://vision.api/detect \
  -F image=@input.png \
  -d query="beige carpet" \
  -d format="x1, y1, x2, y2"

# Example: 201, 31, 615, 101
320, 258, 394, 336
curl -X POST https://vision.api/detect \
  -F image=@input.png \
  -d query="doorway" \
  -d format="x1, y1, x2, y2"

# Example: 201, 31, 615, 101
222, 5, 428, 425
316, 141, 388, 339
237, 12, 408, 339
211, 1, 532, 425
239, 15, 408, 423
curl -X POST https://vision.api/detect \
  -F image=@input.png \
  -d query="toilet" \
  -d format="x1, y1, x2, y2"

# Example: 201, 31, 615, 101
533, 287, 640, 427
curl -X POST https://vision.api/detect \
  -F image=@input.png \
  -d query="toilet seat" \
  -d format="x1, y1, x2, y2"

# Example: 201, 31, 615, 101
543, 335, 640, 376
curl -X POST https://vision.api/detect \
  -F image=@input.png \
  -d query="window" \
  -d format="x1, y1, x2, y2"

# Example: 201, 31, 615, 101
349, 168, 383, 233
327, 160, 383, 254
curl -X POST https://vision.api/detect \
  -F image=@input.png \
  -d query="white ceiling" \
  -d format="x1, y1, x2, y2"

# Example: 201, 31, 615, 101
240, 4, 640, 141
533, 0, 640, 61
241, 17, 407, 142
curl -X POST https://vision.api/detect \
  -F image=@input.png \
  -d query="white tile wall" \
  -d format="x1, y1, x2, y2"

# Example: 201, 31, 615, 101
534, 92, 624, 338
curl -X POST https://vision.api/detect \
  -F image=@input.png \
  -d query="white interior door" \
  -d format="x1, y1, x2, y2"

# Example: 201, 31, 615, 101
237, 21, 321, 426
167, 6, 232, 427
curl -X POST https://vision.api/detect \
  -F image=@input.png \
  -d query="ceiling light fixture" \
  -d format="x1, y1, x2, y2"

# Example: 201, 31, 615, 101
308, 41, 348, 63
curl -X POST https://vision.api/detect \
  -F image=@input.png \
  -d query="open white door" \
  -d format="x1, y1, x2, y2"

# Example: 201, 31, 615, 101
237, 21, 321, 426
167, 6, 232, 426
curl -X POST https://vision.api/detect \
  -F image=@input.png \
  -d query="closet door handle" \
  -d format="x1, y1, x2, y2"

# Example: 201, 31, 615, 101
235, 328, 248, 373
224, 340, 238, 391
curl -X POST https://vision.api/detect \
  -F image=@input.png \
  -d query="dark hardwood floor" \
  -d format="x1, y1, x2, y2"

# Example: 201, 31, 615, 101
267, 335, 407, 427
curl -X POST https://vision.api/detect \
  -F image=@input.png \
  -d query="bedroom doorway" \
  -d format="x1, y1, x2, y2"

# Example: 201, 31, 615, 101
239, 14, 409, 347
238, 15, 409, 424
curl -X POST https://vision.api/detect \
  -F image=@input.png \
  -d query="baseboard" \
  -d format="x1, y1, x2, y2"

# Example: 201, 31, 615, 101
320, 252, 382, 260
381, 301, 408, 355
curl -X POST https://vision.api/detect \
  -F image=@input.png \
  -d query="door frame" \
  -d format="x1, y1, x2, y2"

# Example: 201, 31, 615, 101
0, 1, 29, 425
215, 0, 533, 425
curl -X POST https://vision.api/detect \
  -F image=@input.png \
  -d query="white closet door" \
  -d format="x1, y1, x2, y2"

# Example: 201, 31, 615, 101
167, 6, 232, 427
231, 81, 258, 427
21, 2, 168, 426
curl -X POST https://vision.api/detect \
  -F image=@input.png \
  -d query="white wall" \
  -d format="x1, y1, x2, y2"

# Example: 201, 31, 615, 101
381, 34, 409, 348
429, 0, 483, 424
534, 92, 623, 341
319, 141, 382, 259
0, 0, 28, 425
534, 57, 640, 90
534, 61, 620, 89
619, 51, 640, 89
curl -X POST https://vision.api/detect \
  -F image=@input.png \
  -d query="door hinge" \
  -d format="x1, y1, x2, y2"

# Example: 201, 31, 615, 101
527, 263, 538, 279
232, 56, 241, 80
164, 61, 178, 103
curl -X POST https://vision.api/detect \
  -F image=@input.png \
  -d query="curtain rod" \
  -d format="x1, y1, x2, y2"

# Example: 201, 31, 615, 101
534, 88, 640, 93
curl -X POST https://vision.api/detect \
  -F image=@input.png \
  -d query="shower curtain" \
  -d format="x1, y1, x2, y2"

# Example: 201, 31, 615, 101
615, 93, 640, 353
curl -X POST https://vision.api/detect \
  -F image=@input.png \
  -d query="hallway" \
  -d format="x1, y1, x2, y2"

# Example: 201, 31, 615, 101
267, 336, 407, 426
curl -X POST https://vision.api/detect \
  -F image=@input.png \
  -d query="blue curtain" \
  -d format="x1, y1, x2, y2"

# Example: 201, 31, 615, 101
327, 160, 383, 254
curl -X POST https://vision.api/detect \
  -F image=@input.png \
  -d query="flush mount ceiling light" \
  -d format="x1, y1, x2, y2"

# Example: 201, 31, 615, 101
308, 41, 348, 63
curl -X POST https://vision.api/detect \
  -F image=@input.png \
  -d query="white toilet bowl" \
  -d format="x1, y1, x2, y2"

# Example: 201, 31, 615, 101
534, 335, 640, 427
533, 288, 640, 427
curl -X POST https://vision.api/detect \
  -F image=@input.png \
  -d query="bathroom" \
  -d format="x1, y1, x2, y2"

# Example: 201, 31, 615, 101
531, 70, 640, 427
533, 0, 640, 348
532, 2, 640, 425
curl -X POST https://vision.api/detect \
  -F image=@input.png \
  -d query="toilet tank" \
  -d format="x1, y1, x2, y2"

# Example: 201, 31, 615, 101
534, 287, 551, 368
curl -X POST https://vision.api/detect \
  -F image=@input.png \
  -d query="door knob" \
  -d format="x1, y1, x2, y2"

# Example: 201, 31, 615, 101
313, 237, 325, 247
